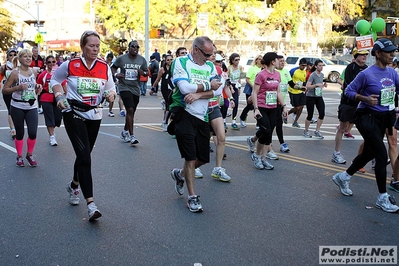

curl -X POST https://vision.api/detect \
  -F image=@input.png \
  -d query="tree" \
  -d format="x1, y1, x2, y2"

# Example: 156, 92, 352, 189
0, 2, 17, 52
94, 0, 264, 39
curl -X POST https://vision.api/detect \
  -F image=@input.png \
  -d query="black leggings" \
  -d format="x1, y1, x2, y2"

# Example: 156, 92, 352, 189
239, 94, 254, 122
347, 111, 395, 193
306, 96, 325, 121
256, 107, 277, 145
63, 111, 101, 199
231, 84, 239, 119
10, 106, 38, 140
275, 104, 285, 144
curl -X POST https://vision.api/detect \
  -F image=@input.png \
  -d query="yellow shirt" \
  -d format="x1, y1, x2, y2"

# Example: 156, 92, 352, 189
288, 68, 306, 94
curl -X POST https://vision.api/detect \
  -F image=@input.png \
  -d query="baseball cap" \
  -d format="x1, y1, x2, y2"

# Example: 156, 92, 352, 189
299, 58, 307, 65
371, 38, 397, 56
262, 52, 279, 65
352, 48, 369, 57
7, 48, 17, 55
215, 53, 224, 61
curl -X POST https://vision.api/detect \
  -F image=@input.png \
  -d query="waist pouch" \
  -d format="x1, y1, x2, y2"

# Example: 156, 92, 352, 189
68, 99, 99, 112
12, 98, 36, 106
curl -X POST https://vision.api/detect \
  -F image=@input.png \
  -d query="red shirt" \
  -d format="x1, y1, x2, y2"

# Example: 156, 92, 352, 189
37, 71, 66, 102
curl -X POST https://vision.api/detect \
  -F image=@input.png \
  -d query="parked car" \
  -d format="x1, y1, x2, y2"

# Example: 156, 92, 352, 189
285, 56, 347, 83
329, 58, 351, 66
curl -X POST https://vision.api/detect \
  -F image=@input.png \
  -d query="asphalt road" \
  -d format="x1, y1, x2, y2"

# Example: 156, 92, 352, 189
0, 84, 398, 265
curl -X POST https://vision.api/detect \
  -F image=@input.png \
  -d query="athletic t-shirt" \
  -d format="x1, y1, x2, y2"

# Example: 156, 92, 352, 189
277, 68, 290, 102
306, 72, 324, 97
255, 69, 281, 109
345, 65, 399, 112
170, 54, 217, 121
112, 53, 148, 96
289, 68, 306, 94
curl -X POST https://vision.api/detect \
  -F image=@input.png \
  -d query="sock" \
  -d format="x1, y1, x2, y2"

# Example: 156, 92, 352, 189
87, 201, 94, 206
232, 119, 236, 124
188, 195, 197, 199
341, 171, 352, 180
392, 181, 399, 184
14, 139, 24, 157
27, 138, 36, 154
334, 151, 340, 155
379, 192, 388, 200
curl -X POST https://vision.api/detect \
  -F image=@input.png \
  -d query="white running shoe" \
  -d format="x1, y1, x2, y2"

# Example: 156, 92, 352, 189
240, 120, 247, 128
49, 135, 58, 146
66, 183, 80, 205
130, 135, 139, 145
266, 150, 279, 160
332, 153, 346, 164
332, 172, 353, 196
195, 168, 203, 178
375, 194, 399, 213
121, 130, 130, 143
247, 137, 255, 153
87, 202, 102, 221
211, 167, 231, 182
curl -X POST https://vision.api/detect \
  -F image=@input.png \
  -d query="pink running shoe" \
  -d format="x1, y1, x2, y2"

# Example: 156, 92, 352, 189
344, 132, 355, 139
16, 157, 25, 167
25, 155, 37, 167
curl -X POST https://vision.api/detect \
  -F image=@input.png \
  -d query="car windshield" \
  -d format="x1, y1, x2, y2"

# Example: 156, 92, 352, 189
286, 57, 299, 64
321, 58, 335, 65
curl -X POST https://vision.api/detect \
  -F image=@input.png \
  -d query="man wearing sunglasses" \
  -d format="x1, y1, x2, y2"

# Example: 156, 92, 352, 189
169, 36, 222, 213
111, 40, 148, 146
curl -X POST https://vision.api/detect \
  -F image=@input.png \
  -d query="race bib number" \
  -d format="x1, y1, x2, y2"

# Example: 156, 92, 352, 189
125, 69, 138, 81
280, 84, 288, 93
315, 87, 322, 96
77, 77, 101, 95
380, 87, 395, 107
21, 85, 36, 100
266, 91, 277, 105
48, 84, 53, 93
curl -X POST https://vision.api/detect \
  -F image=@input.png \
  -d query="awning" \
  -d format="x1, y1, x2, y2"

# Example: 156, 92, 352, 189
46, 39, 80, 51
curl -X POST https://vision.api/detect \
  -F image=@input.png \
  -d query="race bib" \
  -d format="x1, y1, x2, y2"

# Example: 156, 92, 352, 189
380, 87, 395, 107
48, 84, 53, 93
77, 77, 101, 95
315, 87, 322, 96
125, 69, 138, 81
21, 85, 36, 100
266, 91, 277, 105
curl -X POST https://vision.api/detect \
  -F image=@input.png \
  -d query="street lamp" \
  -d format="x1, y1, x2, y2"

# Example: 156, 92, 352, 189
35, 1, 43, 53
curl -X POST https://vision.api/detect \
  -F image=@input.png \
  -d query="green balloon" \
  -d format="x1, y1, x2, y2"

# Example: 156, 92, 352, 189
372, 31, 377, 41
356, 20, 371, 35
371, 17, 386, 32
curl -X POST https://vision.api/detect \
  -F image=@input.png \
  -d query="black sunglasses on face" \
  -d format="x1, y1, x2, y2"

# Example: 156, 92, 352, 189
47, 60, 56, 63
195, 45, 212, 58
130, 45, 140, 49
8, 54, 16, 57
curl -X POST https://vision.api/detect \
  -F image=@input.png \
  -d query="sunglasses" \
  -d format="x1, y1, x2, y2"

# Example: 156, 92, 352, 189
234, 58, 240, 61
47, 60, 56, 63
195, 45, 212, 58
179, 51, 187, 55
81, 30, 100, 40
215, 60, 222, 63
8, 54, 16, 57
166, 59, 173, 61
130, 45, 140, 49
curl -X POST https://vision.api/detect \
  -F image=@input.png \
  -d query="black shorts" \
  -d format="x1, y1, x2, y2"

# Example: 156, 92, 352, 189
174, 110, 210, 162
338, 104, 357, 123
289, 92, 306, 107
42, 101, 62, 127
120, 91, 140, 110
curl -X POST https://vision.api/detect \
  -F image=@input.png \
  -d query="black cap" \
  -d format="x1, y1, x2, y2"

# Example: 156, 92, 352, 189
6, 48, 17, 55
299, 58, 307, 65
371, 38, 397, 56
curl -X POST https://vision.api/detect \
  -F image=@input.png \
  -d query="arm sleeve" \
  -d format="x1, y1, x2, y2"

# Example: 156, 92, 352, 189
176, 80, 198, 94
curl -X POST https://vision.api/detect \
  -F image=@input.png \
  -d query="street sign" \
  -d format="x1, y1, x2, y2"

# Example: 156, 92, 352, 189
35, 33, 44, 44
34, 23, 44, 27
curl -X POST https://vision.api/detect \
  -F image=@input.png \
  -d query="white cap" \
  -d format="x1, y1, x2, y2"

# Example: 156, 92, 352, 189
215, 54, 224, 61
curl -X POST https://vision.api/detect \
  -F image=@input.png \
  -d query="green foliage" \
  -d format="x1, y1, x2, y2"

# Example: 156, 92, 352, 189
94, 0, 263, 39
318, 31, 348, 49
0, 5, 17, 52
